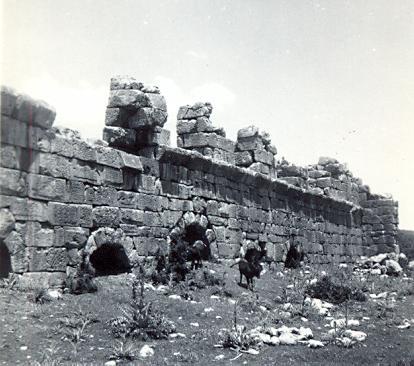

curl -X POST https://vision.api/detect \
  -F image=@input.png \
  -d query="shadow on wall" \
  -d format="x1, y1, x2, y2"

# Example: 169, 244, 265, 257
0, 241, 12, 278
89, 243, 131, 276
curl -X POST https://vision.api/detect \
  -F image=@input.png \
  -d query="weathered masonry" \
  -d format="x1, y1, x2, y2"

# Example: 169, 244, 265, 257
0, 77, 399, 288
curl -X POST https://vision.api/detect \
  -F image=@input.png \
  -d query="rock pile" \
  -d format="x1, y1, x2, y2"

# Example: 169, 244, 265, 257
235, 126, 277, 178
103, 76, 170, 157
176, 102, 235, 164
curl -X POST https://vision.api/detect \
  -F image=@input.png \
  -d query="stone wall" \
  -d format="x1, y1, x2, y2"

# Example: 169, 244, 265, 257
0, 77, 399, 289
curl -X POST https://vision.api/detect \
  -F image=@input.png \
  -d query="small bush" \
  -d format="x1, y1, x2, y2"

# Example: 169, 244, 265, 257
109, 267, 175, 340
306, 274, 367, 304
109, 340, 139, 362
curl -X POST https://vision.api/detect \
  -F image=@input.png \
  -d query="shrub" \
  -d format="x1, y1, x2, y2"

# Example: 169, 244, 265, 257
109, 266, 175, 340
306, 274, 367, 304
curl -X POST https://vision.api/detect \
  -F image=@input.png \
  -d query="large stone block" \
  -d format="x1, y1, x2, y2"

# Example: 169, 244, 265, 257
0, 167, 27, 196
28, 174, 66, 201
0, 116, 28, 148
4, 231, 27, 273
0, 208, 15, 239
105, 107, 131, 127
134, 237, 168, 256
146, 94, 167, 111
128, 108, 168, 129
61, 227, 89, 249
1, 86, 18, 116
72, 140, 97, 162
28, 247, 67, 272
103, 126, 136, 148
177, 102, 213, 120
177, 120, 196, 135
236, 136, 264, 151
48, 202, 80, 226
15, 272, 66, 290
254, 150, 274, 165
235, 151, 253, 167
0, 145, 20, 170
24, 222, 55, 247
95, 146, 122, 168
110, 76, 144, 90
34, 152, 71, 179
69, 161, 100, 185
107, 89, 150, 109
92, 206, 120, 227
120, 208, 144, 225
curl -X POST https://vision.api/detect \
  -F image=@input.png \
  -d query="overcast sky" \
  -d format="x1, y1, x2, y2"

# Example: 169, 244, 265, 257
1, 0, 413, 229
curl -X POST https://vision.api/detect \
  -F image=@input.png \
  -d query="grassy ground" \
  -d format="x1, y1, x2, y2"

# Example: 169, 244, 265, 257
1, 261, 414, 366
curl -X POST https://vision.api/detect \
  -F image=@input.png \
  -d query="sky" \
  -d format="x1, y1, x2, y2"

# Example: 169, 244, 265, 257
1, 0, 413, 228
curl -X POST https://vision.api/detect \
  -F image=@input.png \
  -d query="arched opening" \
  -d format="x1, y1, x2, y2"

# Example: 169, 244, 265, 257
89, 243, 131, 276
182, 223, 210, 260
0, 240, 12, 278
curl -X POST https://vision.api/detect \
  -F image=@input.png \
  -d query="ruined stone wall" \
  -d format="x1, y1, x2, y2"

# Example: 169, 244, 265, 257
0, 78, 399, 288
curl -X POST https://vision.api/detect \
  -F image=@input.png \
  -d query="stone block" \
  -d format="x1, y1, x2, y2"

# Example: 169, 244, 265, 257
217, 242, 239, 258
85, 186, 118, 206
61, 227, 89, 249
237, 125, 259, 139
236, 136, 264, 151
235, 151, 253, 167
50, 134, 74, 157
33, 100, 56, 129
4, 231, 27, 272
0, 116, 28, 148
254, 150, 274, 165
266, 144, 277, 155
146, 93, 167, 111
35, 152, 71, 179
110, 76, 143, 90
136, 128, 170, 147
177, 120, 196, 135
0, 145, 20, 170
28, 247, 67, 272
134, 237, 168, 256
24, 222, 55, 247
103, 126, 136, 148
105, 107, 131, 127
1, 86, 18, 116
128, 108, 168, 129
27, 174, 65, 201
119, 151, 143, 171
249, 162, 270, 175
0, 208, 15, 239
69, 161, 100, 185
92, 206, 120, 227
95, 146, 122, 168
195, 117, 214, 132
15, 272, 66, 290
177, 102, 213, 120
101, 166, 123, 186
120, 208, 144, 225
0, 167, 27, 196
48, 202, 80, 226
65, 180, 85, 203
107, 89, 150, 109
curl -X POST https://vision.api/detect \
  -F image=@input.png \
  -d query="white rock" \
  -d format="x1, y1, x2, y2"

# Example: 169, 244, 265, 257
47, 289, 62, 300
370, 268, 381, 275
309, 278, 318, 285
210, 295, 220, 299
301, 317, 308, 322
298, 327, 313, 340
258, 333, 272, 344
269, 336, 280, 346
385, 259, 403, 276
396, 320, 410, 329
344, 330, 367, 342
190, 322, 199, 327
204, 307, 214, 312
104, 361, 117, 366
267, 327, 278, 336
215, 354, 225, 360
279, 333, 298, 345
139, 345, 154, 358
339, 263, 348, 268
330, 319, 346, 328
243, 348, 259, 355
156, 285, 169, 292
168, 294, 181, 300
169, 333, 186, 338
408, 260, 414, 270
307, 340, 324, 348
348, 319, 360, 327
339, 337, 354, 347
20, 346, 28, 351
144, 283, 156, 291
283, 303, 292, 311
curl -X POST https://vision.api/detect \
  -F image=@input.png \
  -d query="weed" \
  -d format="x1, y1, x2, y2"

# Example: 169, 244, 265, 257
109, 340, 139, 362
109, 264, 175, 340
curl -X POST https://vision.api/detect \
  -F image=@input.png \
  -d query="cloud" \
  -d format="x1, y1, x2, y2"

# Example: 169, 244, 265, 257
155, 76, 236, 146
186, 50, 208, 60
8, 74, 107, 139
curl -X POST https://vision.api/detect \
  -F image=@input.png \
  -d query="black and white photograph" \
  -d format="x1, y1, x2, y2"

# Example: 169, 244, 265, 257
0, 1, 413, 365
